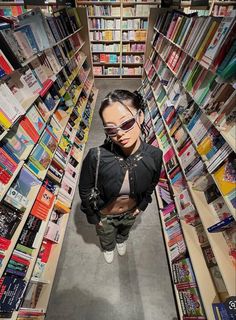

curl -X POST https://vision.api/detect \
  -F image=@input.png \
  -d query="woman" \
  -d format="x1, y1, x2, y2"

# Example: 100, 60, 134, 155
79, 90, 163, 263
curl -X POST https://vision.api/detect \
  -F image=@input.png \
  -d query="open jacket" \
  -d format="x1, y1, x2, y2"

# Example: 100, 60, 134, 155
79, 141, 163, 224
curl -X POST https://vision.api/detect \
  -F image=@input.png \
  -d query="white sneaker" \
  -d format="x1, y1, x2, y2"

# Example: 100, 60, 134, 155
116, 242, 127, 256
103, 250, 114, 264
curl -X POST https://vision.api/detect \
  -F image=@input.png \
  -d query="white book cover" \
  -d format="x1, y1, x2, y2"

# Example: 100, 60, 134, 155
0, 83, 25, 119
20, 69, 42, 95
13, 31, 34, 59
18, 8, 52, 51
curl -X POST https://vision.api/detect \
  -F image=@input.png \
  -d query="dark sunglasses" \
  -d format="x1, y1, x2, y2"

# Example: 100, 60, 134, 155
103, 111, 139, 137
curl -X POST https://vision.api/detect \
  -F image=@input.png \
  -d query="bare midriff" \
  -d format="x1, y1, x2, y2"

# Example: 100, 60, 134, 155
100, 195, 137, 215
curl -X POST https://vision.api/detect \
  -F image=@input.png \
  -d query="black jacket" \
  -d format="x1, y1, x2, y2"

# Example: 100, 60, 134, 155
79, 141, 163, 224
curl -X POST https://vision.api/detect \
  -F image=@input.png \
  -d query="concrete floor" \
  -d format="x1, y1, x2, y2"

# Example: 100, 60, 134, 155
46, 79, 178, 320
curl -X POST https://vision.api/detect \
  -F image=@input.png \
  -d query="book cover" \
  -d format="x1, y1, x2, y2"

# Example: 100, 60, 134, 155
4, 167, 41, 212
214, 160, 236, 196
29, 144, 52, 171
3, 123, 34, 160
0, 276, 27, 312
207, 215, 235, 233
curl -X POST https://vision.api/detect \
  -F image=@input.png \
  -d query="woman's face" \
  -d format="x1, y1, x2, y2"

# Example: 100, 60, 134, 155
102, 100, 144, 150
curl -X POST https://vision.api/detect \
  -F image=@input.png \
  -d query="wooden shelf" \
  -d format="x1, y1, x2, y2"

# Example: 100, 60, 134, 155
180, 221, 219, 319
155, 188, 184, 320
123, 1, 160, 3
78, 1, 121, 4
94, 74, 121, 77
89, 15, 121, 18
146, 64, 234, 313
21, 94, 39, 112
122, 51, 145, 53
93, 62, 120, 65
26, 89, 98, 312
91, 40, 121, 42
122, 15, 149, 18
187, 181, 236, 296
90, 28, 121, 30
122, 74, 142, 77
93, 51, 120, 53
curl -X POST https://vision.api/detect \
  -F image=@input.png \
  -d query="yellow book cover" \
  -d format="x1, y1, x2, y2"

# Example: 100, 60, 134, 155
55, 200, 70, 214
0, 111, 11, 129
195, 21, 219, 61
196, 136, 213, 156
214, 162, 236, 196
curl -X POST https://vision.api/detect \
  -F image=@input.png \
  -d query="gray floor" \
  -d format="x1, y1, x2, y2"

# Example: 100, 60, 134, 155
46, 79, 178, 320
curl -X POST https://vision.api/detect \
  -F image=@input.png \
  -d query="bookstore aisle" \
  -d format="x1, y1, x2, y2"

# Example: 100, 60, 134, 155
46, 79, 178, 320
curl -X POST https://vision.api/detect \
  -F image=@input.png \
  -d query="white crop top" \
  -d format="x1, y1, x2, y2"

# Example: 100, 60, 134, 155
119, 170, 130, 195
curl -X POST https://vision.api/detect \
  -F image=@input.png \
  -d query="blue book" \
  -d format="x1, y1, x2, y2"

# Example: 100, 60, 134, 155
14, 24, 39, 54
207, 215, 235, 233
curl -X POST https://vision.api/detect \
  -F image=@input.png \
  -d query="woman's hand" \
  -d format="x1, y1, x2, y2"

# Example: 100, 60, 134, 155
132, 208, 142, 217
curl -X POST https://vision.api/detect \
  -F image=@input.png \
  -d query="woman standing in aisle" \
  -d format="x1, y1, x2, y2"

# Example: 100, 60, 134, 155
79, 90, 163, 263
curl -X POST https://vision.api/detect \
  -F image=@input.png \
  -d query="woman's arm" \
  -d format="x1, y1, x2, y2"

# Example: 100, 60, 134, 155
138, 148, 163, 212
79, 149, 101, 224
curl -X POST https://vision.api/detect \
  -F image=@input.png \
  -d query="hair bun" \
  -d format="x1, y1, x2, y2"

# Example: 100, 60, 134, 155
133, 90, 147, 111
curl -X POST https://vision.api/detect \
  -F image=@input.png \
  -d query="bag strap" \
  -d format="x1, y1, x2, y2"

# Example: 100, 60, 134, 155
94, 147, 100, 190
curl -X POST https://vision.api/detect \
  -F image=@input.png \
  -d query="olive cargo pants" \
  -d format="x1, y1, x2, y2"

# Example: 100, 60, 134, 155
96, 213, 136, 251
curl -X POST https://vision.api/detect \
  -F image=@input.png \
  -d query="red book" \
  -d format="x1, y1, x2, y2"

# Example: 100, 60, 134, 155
0, 50, 13, 75
178, 139, 192, 156
20, 117, 39, 143
11, 254, 30, 266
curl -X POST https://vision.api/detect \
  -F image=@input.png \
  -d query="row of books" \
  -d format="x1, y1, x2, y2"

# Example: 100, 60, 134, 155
0, 91, 95, 316
151, 39, 235, 146
122, 54, 144, 63
143, 84, 232, 319
0, 68, 95, 318
92, 53, 144, 64
93, 53, 119, 63
0, 42, 86, 134
0, 5, 26, 17
122, 5, 156, 17
143, 117, 207, 317
87, 5, 121, 16
212, 4, 235, 17
122, 66, 142, 75
147, 52, 234, 188
122, 30, 147, 41
145, 56, 235, 214
89, 18, 120, 30
123, 43, 146, 52
122, 18, 148, 30
89, 30, 121, 41
144, 59, 235, 232
92, 43, 120, 52
0, 7, 82, 66
154, 10, 236, 72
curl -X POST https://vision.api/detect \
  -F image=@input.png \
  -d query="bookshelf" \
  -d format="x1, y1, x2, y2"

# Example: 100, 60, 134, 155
143, 7, 236, 320
77, 0, 161, 78
0, 6, 98, 319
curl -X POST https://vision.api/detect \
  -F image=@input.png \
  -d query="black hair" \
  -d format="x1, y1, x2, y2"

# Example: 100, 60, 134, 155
99, 89, 148, 138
